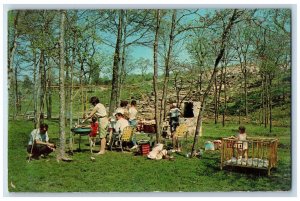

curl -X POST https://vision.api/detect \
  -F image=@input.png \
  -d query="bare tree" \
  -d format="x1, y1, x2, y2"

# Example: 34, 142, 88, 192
191, 9, 244, 156
153, 10, 162, 143
58, 10, 67, 159
8, 11, 20, 120
160, 10, 177, 127
109, 10, 123, 115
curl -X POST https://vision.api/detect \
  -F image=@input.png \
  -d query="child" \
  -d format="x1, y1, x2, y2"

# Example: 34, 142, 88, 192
89, 116, 99, 153
236, 125, 248, 160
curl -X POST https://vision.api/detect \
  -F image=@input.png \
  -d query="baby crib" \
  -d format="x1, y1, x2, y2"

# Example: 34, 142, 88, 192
220, 137, 278, 175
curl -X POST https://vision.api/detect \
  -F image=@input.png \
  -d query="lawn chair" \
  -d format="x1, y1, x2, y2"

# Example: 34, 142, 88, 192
174, 124, 188, 150
109, 126, 134, 152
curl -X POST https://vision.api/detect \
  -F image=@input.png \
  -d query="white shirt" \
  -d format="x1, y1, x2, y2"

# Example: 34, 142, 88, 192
169, 108, 180, 118
237, 133, 248, 149
115, 107, 125, 115
128, 107, 138, 120
237, 133, 247, 141
114, 118, 129, 133
94, 103, 107, 117
28, 129, 49, 145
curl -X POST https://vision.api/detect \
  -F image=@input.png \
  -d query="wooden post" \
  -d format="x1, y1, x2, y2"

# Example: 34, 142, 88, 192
220, 139, 224, 170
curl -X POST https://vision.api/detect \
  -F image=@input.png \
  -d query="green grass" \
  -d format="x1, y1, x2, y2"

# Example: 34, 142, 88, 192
7, 119, 291, 192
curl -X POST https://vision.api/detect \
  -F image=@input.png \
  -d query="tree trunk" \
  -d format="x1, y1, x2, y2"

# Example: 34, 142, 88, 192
46, 69, 52, 119
32, 49, 40, 128
70, 28, 77, 128
214, 75, 218, 124
269, 77, 272, 133
153, 10, 162, 143
244, 70, 248, 116
222, 64, 227, 127
109, 10, 123, 115
8, 11, 20, 120
39, 50, 45, 123
118, 10, 127, 104
59, 10, 66, 158
260, 86, 263, 125
79, 59, 84, 117
8, 11, 20, 97
160, 9, 177, 125
65, 39, 70, 122
191, 9, 241, 156
264, 73, 268, 128
15, 66, 20, 114
174, 73, 181, 106
217, 74, 222, 123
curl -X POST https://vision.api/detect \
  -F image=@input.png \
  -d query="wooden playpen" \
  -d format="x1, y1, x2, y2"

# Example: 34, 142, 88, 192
220, 137, 278, 175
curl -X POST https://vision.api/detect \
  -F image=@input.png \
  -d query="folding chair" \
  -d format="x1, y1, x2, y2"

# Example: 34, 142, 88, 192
109, 126, 134, 152
174, 124, 188, 149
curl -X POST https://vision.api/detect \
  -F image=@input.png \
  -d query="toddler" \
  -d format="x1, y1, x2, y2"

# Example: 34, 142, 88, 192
89, 116, 99, 153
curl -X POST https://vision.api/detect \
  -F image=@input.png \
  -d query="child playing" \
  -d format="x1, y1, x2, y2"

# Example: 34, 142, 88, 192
89, 116, 99, 153
236, 125, 248, 160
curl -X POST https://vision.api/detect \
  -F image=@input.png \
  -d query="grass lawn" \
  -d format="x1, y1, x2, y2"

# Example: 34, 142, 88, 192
7, 119, 291, 192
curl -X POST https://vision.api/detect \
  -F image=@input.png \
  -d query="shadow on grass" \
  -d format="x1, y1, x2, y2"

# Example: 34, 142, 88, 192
221, 166, 270, 177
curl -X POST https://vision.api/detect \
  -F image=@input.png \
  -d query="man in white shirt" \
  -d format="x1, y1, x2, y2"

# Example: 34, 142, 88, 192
27, 123, 56, 159
114, 113, 129, 134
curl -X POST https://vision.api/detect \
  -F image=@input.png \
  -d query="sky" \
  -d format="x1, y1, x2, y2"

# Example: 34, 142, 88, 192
9, 9, 202, 79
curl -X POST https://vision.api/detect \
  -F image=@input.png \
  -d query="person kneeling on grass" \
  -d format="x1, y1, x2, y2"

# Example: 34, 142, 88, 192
27, 123, 56, 160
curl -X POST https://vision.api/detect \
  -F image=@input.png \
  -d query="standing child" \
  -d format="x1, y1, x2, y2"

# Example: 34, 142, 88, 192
236, 125, 248, 160
89, 116, 99, 153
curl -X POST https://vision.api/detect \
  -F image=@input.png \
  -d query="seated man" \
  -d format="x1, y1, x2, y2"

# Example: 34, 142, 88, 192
27, 123, 56, 159
114, 113, 129, 134
109, 113, 130, 148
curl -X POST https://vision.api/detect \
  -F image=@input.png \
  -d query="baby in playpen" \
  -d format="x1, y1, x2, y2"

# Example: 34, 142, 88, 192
89, 116, 99, 153
236, 125, 248, 160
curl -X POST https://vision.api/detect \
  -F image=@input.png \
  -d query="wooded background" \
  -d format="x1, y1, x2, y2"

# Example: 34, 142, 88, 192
7, 9, 291, 157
